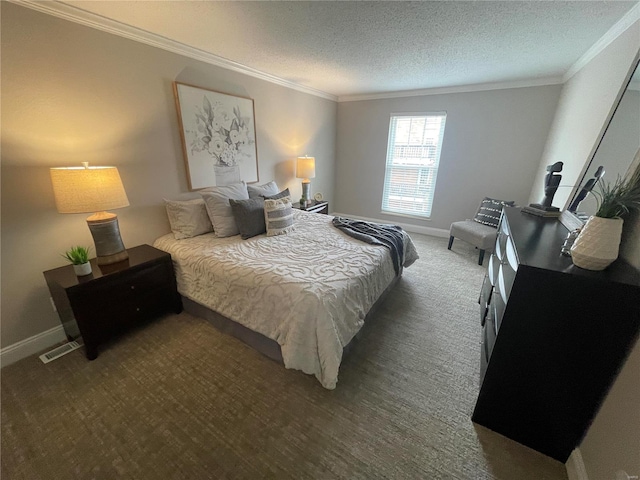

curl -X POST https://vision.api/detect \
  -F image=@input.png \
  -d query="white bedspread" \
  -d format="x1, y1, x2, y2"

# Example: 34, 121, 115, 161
154, 211, 418, 389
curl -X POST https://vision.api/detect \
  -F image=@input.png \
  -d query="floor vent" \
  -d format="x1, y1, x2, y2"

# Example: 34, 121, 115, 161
39, 341, 82, 364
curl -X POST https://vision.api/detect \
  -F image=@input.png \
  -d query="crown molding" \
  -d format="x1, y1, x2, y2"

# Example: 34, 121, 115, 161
563, 2, 640, 82
10, 0, 638, 104
337, 76, 564, 103
8, 0, 338, 102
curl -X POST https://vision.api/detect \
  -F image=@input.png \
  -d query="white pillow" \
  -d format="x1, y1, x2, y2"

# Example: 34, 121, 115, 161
201, 181, 250, 237
264, 196, 295, 237
247, 181, 279, 199
164, 198, 213, 239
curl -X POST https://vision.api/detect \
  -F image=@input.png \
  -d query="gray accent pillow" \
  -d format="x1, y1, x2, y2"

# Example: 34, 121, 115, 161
264, 188, 291, 200
248, 181, 279, 199
164, 198, 213, 240
229, 197, 266, 239
473, 197, 515, 228
264, 196, 295, 236
201, 181, 249, 237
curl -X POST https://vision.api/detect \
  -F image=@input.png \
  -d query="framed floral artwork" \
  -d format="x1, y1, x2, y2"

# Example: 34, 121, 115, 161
173, 82, 259, 190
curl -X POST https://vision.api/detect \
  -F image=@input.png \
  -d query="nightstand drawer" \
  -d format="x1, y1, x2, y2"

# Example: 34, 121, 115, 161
82, 288, 177, 336
74, 262, 171, 304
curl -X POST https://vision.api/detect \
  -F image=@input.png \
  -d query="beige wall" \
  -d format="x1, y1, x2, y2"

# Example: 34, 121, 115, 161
335, 86, 561, 230
531, 20, 640, 480
528, 20, 640, 210
0, 3, 337, 348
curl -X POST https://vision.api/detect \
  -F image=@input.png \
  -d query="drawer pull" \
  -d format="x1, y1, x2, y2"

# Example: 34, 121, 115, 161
136, 307, 140, 312
131, 285, 135, 290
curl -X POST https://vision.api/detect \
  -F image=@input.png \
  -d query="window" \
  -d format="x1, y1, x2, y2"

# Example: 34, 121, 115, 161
381, 114, 447, 218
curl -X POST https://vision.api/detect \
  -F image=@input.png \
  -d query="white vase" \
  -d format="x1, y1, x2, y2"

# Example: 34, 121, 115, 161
570, 216, 623, 271
213, 165, 241, 186
73, 262, 92, 276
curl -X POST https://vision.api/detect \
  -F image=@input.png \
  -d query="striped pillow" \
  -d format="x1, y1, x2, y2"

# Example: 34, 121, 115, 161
264, 196, 295, 236
473, 197, 515, 228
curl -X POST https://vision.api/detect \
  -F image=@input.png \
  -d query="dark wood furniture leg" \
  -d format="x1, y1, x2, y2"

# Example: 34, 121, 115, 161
448, 236, 454, 249
85, 345, 98, 360
478, 249, 485, 265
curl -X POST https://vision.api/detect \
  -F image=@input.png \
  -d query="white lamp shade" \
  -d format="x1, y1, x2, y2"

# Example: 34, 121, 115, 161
296, 156, 316, 180
50, 166, 129, 214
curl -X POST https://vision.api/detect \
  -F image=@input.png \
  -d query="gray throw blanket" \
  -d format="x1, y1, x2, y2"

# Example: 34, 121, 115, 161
332, 217, 405, 275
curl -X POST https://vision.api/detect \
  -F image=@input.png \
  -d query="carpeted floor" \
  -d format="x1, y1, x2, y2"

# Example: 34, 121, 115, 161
1, 234, 568, 479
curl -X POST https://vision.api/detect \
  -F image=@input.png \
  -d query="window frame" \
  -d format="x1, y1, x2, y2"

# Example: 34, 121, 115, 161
380, 112, 447, 219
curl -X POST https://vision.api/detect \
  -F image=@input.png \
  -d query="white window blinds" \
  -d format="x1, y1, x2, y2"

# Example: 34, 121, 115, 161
381, 114, 447, 218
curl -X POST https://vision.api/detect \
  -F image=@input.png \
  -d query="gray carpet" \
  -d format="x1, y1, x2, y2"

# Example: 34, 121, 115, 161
1, 234, 568, 479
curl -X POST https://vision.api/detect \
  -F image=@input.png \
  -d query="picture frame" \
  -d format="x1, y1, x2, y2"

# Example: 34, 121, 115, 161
173, 82, 259, 190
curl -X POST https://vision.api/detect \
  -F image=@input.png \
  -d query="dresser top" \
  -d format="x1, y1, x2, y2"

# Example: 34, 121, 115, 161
504, 207, 639, 286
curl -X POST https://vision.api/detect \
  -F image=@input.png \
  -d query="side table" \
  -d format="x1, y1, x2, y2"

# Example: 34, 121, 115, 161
293, 200, 329, 215
43, 244, 182, 360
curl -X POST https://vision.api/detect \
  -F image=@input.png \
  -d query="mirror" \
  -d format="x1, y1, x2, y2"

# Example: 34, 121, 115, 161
567, 55, 640, 220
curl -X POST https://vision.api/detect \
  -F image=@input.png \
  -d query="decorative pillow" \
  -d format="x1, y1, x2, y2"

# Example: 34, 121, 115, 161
229, 197, 266, 239
473, 197, 515, 228
201, 182, 249, 238
264, 188, 291, 200
264, 196, 295, 237
164, 198, 213, 240
247, 181, 279, 199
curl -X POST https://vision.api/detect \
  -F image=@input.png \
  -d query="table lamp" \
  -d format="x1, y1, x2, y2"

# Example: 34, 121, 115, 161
296, 156, 316, 205
50, 162, 130, 265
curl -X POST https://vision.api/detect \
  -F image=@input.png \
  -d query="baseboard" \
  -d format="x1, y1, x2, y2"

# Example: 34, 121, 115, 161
331, 212, 450, 238
0, 325, 66, 368
566, 448, 589, 480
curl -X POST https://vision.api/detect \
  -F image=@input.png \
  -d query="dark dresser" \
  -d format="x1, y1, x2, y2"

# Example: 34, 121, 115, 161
472, 207, 640, 462
44, 244, 182, 360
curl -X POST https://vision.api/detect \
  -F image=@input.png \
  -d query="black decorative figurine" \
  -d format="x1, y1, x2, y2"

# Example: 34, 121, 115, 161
568, 166, 605, 213
529, 161, 564, 212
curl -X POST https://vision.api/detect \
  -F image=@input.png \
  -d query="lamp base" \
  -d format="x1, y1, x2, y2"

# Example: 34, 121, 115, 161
86, 212, 128, 265
301, 181, 311, 204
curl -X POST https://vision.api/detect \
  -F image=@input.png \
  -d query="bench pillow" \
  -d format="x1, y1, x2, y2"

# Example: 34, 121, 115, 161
473, 197, 515, 228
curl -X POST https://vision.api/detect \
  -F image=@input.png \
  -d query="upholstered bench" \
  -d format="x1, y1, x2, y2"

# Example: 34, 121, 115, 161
448, 198, 515, 265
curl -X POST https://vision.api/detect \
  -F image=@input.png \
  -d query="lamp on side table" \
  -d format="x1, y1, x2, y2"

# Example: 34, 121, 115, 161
296, 155, 316, 206
50, 162, 130, 265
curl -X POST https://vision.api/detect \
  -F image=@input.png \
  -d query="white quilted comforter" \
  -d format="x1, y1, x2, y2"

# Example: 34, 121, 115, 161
154, 211, 418, 389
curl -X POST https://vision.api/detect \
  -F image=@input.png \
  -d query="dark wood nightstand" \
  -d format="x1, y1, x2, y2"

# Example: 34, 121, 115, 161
293, 200, 329, 214
43, 244, 182, 360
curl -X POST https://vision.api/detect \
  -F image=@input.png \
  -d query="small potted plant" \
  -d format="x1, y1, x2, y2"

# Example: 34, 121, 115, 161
62, 246, 92, 276
571, 162, 640, 270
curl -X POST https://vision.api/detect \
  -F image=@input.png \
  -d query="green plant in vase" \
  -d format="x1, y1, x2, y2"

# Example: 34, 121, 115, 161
62, 246, 92, 276
571, 162, 640, 270
592, 165, 640, 218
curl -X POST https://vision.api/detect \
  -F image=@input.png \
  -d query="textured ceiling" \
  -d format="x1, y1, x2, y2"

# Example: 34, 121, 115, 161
62, 1, 637, 97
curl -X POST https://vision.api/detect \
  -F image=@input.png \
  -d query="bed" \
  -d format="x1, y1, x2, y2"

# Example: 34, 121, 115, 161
154, 210, 418, 389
